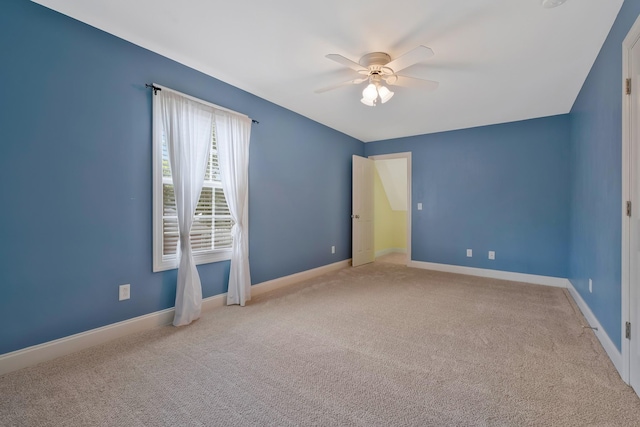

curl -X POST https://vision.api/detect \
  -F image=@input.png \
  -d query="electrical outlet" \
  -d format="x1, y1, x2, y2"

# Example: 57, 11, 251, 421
119, 284, 130, 301
589, 278, 593, 293
488, 251, 495, 260
466, 249, 472, 257
331, 246, 336, 254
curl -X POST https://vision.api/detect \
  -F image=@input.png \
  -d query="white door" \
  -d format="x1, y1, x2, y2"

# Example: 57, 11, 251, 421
352, 155, 375, 267
630, 35, 640, 394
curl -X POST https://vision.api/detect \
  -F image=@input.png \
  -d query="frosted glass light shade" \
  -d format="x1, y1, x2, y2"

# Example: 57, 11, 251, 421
378, 85, 394, 104
362, 83, 378, 102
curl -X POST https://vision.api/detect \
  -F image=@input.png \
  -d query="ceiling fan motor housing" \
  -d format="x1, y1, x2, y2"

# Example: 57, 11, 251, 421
359, 52, 392, 68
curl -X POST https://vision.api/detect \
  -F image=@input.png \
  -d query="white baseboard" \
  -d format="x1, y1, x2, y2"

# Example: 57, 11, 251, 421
251, 259, 352, 297
0, 259, 351, 376
375, 248, 407, 258
201, 292, 228, 312
0, 307, 175, 377
408, 260, 568, 288
565, 279, 623, 375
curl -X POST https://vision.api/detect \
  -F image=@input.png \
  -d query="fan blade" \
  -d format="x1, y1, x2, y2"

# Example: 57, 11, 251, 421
387, 75, 439, 91
395, 64, 433, 80
326, 54, 366, 72
315, 78, 367, 94
386, 45, 434, 73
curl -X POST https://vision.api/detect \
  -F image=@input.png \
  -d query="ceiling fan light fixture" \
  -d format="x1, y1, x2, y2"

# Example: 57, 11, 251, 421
541, 0, 567, 8
378, 85, 394, 104
319, 46, 439, 106
362, 83, 378, 102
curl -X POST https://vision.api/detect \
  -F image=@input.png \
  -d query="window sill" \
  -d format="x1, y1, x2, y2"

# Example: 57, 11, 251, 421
153, 249, 232, 272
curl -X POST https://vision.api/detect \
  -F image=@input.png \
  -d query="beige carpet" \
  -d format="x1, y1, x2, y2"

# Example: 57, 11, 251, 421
2, 261, 640, 426
375, 252, 407, 265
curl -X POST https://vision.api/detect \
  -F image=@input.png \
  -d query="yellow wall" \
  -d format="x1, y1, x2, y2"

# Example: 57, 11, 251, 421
374, 167, 406, 254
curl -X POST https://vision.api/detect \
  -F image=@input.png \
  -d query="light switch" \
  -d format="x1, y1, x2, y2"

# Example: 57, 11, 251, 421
417, 203, 423, 210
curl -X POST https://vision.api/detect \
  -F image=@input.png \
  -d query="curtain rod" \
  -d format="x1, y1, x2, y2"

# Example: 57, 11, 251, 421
145, 83, 259, 124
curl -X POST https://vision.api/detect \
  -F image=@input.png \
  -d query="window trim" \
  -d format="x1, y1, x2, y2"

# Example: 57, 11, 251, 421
152, 87, 233, 272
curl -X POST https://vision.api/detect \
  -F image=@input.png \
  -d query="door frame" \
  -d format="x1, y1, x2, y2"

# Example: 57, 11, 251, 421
622, 14, 640, 386
368, 152, 412, 265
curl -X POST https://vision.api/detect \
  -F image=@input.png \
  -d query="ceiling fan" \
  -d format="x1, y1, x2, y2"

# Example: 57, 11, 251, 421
316, 45, 439, 106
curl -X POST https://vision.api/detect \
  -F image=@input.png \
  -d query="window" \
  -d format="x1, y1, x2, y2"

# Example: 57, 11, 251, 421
153, 98, 233, 272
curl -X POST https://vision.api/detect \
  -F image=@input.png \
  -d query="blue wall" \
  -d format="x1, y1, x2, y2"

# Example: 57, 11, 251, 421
365, 115, 571, 278
569, 0, 640, 352
0, 0, 363, 355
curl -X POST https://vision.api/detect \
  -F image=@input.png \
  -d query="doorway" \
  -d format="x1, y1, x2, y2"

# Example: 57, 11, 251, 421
370, 153, 411, 266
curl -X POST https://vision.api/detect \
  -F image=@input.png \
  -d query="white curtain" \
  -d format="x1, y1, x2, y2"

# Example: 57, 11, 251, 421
215, 111, 252, 306
159, 90, 214, 326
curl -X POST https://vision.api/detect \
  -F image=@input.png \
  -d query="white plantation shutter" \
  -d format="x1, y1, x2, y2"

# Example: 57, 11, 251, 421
162, 184, 178, 255
214, 188, 234, 248
205, 131, 221, 182
161, 128, 234, 259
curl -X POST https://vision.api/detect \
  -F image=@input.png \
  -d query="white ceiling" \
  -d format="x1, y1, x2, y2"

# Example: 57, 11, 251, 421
34, 0, 623, 142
